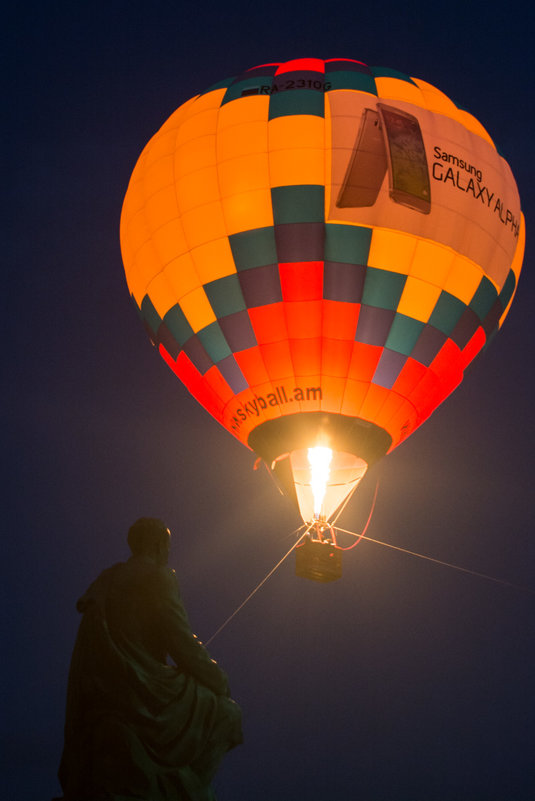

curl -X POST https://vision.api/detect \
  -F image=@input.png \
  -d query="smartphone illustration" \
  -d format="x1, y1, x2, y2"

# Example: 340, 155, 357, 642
377, 103, 431, 214
336, 108, 388, 208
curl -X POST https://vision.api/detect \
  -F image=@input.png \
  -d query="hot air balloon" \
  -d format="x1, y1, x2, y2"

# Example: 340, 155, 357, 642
120, 58, 524, 573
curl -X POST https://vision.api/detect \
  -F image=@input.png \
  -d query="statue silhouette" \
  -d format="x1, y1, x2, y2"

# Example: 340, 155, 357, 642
56, 518, 242, 801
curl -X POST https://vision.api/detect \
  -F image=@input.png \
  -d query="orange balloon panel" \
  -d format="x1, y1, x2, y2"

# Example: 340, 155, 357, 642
121, 58, 524, 476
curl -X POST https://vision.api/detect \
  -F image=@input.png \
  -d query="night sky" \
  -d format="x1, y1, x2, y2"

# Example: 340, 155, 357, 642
5, 2, 534, 799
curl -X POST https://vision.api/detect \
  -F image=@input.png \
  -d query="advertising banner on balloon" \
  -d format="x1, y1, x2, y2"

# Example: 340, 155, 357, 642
327, 92, 521, 288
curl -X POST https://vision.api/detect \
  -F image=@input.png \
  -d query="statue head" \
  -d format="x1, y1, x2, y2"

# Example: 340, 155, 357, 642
128, 517, 171, 565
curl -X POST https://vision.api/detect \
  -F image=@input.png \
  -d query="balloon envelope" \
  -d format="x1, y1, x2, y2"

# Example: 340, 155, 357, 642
120, 58, 524, 523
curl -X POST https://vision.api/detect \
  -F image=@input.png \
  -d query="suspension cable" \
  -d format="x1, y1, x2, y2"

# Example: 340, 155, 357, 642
330, 480, 360, 528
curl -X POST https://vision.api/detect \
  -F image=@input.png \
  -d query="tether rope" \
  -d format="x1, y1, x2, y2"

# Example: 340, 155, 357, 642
335, 526, 535, 594
206, 507, 533, 646
205, 527, 310, 646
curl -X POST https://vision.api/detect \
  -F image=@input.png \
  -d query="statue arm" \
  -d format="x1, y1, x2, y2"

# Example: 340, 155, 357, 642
157, 570, 230, 696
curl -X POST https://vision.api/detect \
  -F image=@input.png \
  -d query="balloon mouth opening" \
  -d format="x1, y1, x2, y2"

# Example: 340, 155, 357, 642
248, 412, 390, 522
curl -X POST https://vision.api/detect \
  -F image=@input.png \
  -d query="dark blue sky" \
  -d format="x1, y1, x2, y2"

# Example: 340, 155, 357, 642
5, 2, 534, 799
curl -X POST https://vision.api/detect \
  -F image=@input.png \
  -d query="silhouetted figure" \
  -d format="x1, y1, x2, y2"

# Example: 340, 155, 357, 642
57, 518, 242, 801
